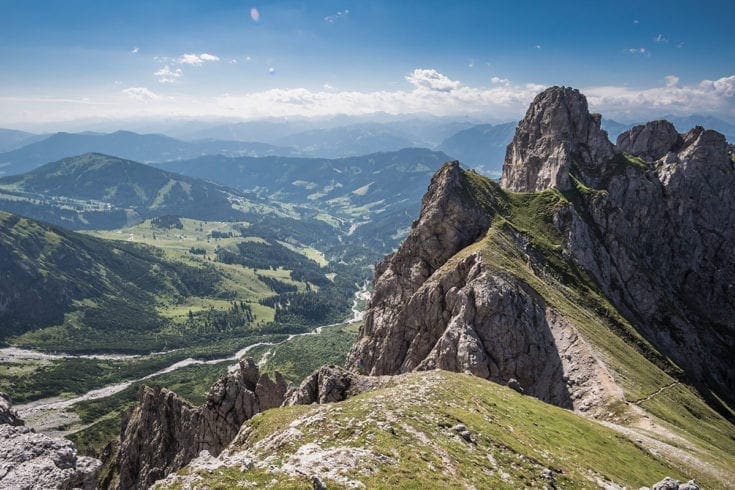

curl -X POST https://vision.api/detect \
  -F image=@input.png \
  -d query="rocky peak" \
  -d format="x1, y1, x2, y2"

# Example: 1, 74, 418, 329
501, 86, 615, 192
283, 365, 390, 405
114, 359, 288, 489
349, 160, 494, 375
0, 392, 101, 489
615, 120, 681, 161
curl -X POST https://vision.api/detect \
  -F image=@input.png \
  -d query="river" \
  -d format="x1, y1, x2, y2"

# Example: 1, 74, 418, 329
13, 282, 370, 434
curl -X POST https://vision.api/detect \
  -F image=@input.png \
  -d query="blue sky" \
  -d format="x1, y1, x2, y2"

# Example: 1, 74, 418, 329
1, 0, 734, 126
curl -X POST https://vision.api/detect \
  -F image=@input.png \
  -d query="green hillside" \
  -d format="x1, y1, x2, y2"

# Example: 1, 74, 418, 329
163, 370, 723, 489
157, 148, 451, 249
0, 210, 244, 350
0, 152, 252, 229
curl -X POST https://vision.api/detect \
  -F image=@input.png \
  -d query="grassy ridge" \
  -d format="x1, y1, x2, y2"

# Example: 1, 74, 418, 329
173, 371, 700, 489
450, 168, 735, 474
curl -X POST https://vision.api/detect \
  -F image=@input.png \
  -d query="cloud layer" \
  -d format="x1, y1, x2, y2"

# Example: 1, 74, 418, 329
178, 53, 220, 66
2, 70, 734, 125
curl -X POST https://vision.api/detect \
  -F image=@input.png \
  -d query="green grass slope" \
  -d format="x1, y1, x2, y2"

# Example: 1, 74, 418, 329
0, 211, 281, 352
0, 152, 249, 228
163, 371, 709, 489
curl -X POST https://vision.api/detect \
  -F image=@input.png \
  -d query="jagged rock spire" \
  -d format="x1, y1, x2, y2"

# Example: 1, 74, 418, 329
615, 120, 680, 161
500, 86, 614, 192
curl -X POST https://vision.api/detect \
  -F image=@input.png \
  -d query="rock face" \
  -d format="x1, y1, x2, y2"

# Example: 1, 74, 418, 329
650, 477, 700, 490
348, 162, 622, 413
0, 392, 101, 489
501, 86, 614, 192
569, 124, 735, 402
615, 120, 680, 161
284, 365, 390, 405
115, 359, 288, 489
349, 85, 735, 414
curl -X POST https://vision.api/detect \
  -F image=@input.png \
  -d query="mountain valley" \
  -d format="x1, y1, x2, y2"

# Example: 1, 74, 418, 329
0, 87, 733, 489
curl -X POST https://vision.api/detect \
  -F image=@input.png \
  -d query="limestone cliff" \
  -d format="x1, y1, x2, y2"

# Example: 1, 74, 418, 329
501, 86, 614, 192
114, 359, 288, 489
349, 86, 735, 417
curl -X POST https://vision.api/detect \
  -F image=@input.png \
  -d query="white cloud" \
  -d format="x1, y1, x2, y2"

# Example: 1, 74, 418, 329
584, 74, 735, 117
130, 47, 139, 54
664, 75, 679, 87
250, 7, 260, 22
654, 34, 668, 44
405, 69, 460, 92
4, 71, 735, 124
178, 53, 220, 66
154, 65, 183, 83
535, 44, 542, 49
245, 56, 252, 61
268, 67, 276, 75
229, 59, 238, 64
325, 9, 349, 23
121, 87, 158, 101
468, 61, 475, 69
323, 83, 334, 90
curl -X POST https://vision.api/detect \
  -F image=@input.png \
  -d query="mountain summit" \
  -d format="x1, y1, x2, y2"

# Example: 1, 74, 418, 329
501, 86, 615, 192
349, 86, 735, 425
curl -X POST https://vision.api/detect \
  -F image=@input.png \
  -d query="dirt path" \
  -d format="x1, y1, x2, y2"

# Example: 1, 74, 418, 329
600, 420, 730, 486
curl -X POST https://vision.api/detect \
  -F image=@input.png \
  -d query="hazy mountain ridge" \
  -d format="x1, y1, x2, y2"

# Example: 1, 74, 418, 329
157, 148, 453, 250
0, 130, 295, 177
0, 152, 255, 228
0, 128, 47, 153
436, 122, 516, 175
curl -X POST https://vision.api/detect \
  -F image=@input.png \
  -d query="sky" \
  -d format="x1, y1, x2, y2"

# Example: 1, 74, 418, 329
1, 0, 734, 128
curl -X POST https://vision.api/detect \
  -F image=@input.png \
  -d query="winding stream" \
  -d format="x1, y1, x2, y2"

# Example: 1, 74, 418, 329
14, 282, 370, 434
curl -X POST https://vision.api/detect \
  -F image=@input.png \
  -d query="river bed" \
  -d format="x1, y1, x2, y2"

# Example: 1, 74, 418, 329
13, 283, 370, 435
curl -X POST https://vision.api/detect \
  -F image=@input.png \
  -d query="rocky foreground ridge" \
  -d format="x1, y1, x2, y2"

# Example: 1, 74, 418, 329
349, 86, 735, 417
0, 392, 101, 489
110, 360, 386, 489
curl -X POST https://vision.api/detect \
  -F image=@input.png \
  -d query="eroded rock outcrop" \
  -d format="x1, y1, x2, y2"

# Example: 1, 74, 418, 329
349, 161, 493, 377
284, 365, 391, 405
614, 120, 680, 161
0, 392, 101, 489
347, 169, 622, 413
501, 86, 614, 192
115, 359, 287, 489
349, 85, 735, 415
568, 123, 735, 401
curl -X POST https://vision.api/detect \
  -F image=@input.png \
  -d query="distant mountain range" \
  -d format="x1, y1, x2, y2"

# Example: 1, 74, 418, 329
0, 128, 47, 153
436, 122, 516, 176
157, 147, 452, 250
0, 148, 452, 253
0, 131, 295, 176
0, 113, 730, 179
0, 153, 253, 228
